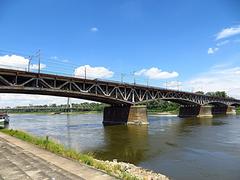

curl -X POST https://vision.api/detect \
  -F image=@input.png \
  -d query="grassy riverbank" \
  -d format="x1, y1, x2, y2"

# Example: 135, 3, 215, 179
0, 128, 137, 179
0, 129, 168, 180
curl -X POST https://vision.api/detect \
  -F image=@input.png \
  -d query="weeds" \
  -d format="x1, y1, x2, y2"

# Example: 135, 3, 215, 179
0, 129, 139, 180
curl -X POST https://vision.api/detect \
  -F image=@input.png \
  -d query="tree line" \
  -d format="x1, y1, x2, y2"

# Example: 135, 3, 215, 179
195, 91, 230, 98
0, 102, 107, 113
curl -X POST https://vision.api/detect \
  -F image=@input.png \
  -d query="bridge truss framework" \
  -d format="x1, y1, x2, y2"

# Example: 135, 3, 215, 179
0, 68, 239, 107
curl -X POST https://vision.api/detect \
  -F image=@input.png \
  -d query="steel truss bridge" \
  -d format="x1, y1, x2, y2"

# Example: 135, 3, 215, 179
0, 68, 239, 107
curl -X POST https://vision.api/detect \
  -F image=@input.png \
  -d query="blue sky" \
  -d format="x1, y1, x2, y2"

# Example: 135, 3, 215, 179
0, 0, 240, 106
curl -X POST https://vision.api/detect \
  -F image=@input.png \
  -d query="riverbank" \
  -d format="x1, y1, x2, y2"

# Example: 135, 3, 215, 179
0, 129, 169, 180
148, 111, 178, 116
8, 110, 178, 115
0, 132, 115, 179
8, 111, 102, 115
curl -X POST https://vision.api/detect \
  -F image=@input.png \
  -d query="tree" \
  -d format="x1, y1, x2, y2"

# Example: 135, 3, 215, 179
195, 91, 204, 95
215, 91, 227, 98
205, 91, 227, 98
205, 92, 215, 96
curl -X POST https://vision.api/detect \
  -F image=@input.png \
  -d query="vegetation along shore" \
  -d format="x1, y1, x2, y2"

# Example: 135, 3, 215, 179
0, 129, 169, 180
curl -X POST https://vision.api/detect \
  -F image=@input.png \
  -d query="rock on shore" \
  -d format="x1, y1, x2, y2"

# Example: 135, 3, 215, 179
97, 159, 169, 180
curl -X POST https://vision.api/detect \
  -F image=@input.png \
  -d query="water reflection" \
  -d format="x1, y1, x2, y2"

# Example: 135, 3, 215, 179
84, 116, 228, 164
66, 114, 72, 148
84, 125, 149, 164
180, 117, 226, 127
173, 117, 228, 137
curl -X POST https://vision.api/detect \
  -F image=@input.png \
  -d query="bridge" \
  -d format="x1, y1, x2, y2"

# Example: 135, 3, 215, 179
0, 68, 239, 124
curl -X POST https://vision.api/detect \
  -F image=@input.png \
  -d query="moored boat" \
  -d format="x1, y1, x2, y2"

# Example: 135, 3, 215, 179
0, 113, 9, 124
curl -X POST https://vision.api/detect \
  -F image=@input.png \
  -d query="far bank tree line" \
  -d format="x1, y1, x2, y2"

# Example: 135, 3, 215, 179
195, 91, 229, 98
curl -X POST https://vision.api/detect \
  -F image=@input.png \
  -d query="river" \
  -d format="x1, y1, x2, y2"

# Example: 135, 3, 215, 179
6, 113, 240, 180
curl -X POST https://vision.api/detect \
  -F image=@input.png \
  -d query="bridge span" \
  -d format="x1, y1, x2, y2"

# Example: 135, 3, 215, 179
0, 68, 239, 124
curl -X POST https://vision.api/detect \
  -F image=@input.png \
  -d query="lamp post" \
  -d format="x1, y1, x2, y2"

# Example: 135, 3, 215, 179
84, 66, 87, 79
28, 56, 32, 72
121, 73, 126, 83
37, 49, 41, 74
132, 71, 136, 85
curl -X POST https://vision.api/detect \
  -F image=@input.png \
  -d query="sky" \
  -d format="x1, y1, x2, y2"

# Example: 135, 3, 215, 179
0, 0, 240, 107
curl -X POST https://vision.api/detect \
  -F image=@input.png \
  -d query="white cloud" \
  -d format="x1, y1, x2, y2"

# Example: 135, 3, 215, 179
74, 65, 114, 79
216, 25, 240, 40
0, 94, 87, 108
233, 39, 240, 43
135, 67, 179, 79
207, 47, 219, 54
90, 27, 98, 32
0, 55, 29, 70
51, 56, 58, 60
216, 40, 230, 46
211, 62, 233, 69
185, 65, 240, 98
165, 81, 182, 90
62, 59, 69, 63
30, 63, 47, 70
0, 55, 46, 71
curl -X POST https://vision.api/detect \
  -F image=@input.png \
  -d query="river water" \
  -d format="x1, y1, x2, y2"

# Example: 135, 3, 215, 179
6, 113, 240, 180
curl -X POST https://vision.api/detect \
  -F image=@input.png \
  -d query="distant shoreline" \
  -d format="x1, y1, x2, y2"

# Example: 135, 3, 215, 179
8, 111, 102, 115
149, 111, 178, 115
6, 109, 179, 115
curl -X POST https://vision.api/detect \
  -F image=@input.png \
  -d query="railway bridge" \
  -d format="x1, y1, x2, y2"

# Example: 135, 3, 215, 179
0, 68, 239, 125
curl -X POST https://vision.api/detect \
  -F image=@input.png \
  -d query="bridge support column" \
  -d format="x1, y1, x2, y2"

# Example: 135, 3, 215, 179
226, 106, 236, 115
198, 105, 213, 117
178, 105, 213, 118
103, 105, 148, 125
211, 106, 228, 115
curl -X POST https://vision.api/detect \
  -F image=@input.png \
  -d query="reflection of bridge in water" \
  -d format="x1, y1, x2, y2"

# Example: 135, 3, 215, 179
0, 68, 239, 125
71, 116, 225, 165
91, 125, 149, 164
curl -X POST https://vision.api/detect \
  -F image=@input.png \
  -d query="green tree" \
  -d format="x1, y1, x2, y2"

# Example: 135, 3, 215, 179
195, 91, 204, 95
205, 91, 227, 98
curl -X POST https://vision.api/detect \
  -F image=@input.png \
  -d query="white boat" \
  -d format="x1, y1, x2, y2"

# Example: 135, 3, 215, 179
0, 113, 9, 124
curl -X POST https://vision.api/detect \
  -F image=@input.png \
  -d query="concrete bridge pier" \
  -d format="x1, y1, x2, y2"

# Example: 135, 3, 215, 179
179, 105, 237, 118
178, 105, 213, 118
211, 105, 228, 115
103, 105, 148, 125
226, 106, 237, 115
198, 105, 213, 117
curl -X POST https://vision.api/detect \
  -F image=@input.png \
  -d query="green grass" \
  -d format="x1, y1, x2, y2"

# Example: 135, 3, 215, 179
0, 129, 139, 180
